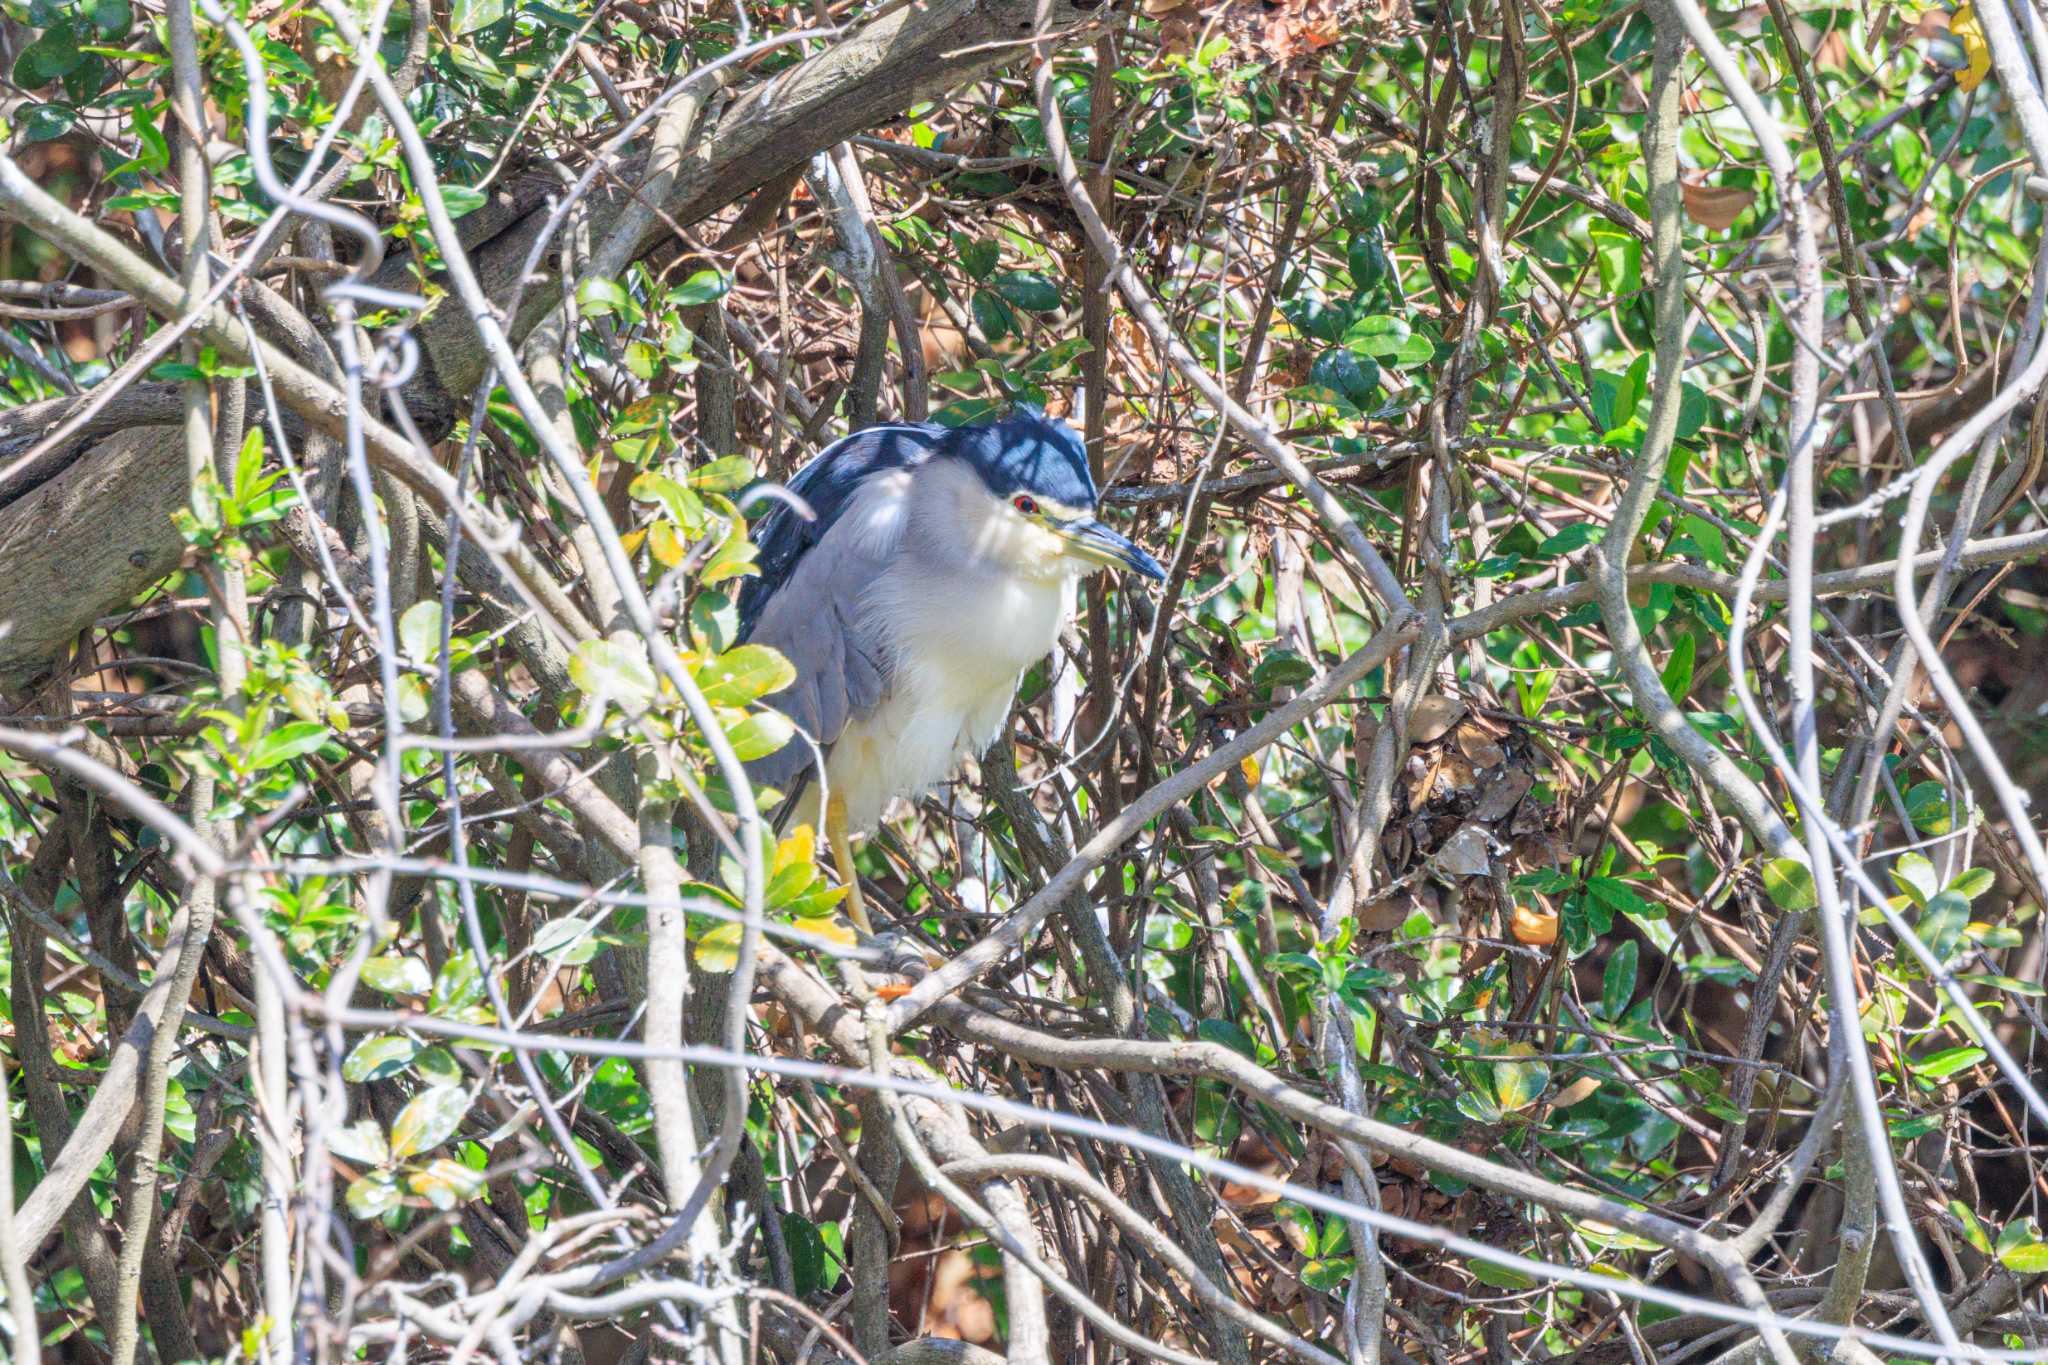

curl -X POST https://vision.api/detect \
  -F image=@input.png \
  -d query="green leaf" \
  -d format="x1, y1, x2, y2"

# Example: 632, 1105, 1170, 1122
1947, 867, 1996, 901
1997, 1217, 2048, 1273
232, 425, 266, 504
396, 675, 429, 725
450, 0, 508, 33
1950, 1199, 1992, 1255
399, 600, 444, 664
686, 454, 755, 493
1307, 348, 1380, 406
415, 1047, 462, 1086
17, 102, 74, 142
700, 524, 759, 585
1535, 522, 1601, 556
1913, 890, 1970, 964
1467, 1257, 1537, 1290
407, 1157, 486, 1210
570, 635, 657, 710
1456, 1088, 1504, 1125
342, 1034, 417, 1083
430, 951, 484, 1012
576, 277, 631, 317
959, 239, 998, 281
89, 0, 131, 34
695, 921, 743, 973
248, 721, 330, 771
346, 1170, 403, 1220
1491, 1050, 1550, 1112
992, 271, 1061, 312
1589, 360, 1646, 436
1196, 1018, 1258, 1059
1890, 852, 1939, 907
697, 644, 796, 706
530, 915, 603, 964
971, 289, 1014, 343
1347, 233, 1387, 290
1585, 877, 1656, 922
1252, 651, 1316, 690
1345, 314, 1412, 356
1762, 858, 1817, 912
1911, 1045, 1984, 1080
440, 185, 487, 219
1601, 940, 1638, 1020
724, 711, 794, 762
784, 1212, 829, 1297
127, 104, 168, 175
14, 27, 82, 87
1676, 382, 1709, 439
362, 955, 433, 997
1300, 1256, 1355, 1293
389, 1085, 467, 1159
1904, 781, 1959, 836
330, 1118, 390, 1167
1273, 1201, 1318, 1255
669, 269, 730, 306
1659, 632, 1696, 702
1589, 225, 1641, 297
817, 1221, 846, 1292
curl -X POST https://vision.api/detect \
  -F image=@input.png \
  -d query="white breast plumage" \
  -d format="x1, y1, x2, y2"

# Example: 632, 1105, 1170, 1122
825, 561, 1074, 832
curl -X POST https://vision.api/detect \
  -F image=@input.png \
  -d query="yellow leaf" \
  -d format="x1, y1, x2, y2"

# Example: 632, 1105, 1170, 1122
774, 825, 817, 880
649, 521, 685, 568
790, 915, 857, 949
1240, 755, 1260, 788
1510, 902, 1559, 947
1954, 3, 1992, 91
695, 922, 743, 972
620, 527, 647, 557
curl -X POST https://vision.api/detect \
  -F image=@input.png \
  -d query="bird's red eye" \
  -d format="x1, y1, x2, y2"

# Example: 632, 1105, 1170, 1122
1013, 495, 1038, 515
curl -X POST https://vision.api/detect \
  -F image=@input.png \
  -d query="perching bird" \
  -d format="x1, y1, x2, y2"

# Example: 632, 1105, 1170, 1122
736, 407, 1165, 931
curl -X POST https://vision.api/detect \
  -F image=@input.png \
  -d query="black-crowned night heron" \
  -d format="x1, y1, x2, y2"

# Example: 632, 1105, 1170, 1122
736, 407, 1165, 931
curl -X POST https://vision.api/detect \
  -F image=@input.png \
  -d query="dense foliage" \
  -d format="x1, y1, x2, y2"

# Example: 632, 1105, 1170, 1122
0, 0, 2044, 1361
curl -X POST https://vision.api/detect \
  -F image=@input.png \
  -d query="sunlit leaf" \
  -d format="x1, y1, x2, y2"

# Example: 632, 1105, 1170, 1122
389, 1085, 467, 1160
362, 956, 433, 997
343, 1035, 417, 1083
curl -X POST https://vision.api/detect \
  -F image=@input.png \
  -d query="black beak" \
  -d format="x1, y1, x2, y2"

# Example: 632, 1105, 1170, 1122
1063, 517, 1167, 580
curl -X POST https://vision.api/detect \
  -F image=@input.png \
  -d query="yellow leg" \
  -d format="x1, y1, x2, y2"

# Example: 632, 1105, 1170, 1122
825, 788, 872, 934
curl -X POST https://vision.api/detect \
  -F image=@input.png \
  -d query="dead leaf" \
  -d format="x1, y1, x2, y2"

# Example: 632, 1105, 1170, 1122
1472, 767, 1534, 822
1408, 695, 1466, 743
1357, 896, 1409, 933
1510, 902, 1559, 946
1434, 823, 1493, 879
1682, 178, 1758, 232
1454, 723, 1506, 769
1552, 1075, 1602, 1108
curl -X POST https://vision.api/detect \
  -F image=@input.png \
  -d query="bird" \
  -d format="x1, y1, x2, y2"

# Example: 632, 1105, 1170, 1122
734, 407, 1166, 932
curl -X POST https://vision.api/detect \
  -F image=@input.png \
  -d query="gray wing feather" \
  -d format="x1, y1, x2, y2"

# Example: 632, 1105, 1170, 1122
741, 513, 895, 797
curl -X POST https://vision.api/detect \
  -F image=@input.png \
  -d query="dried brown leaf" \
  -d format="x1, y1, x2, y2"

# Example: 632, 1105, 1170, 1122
1682, 179, 1758, 232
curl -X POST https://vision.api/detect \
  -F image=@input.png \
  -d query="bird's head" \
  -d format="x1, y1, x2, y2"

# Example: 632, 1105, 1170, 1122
938, 408, 1167, 584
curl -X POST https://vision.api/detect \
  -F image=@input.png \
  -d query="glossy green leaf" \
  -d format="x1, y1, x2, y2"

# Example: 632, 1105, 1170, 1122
389, 1085, 467, 1160
696, 644, 796, 706
362, 956, 433, 997
1997, 1218, 2048, 1273
1762, 858, 1817, 912
343, 1035, 417, 1083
